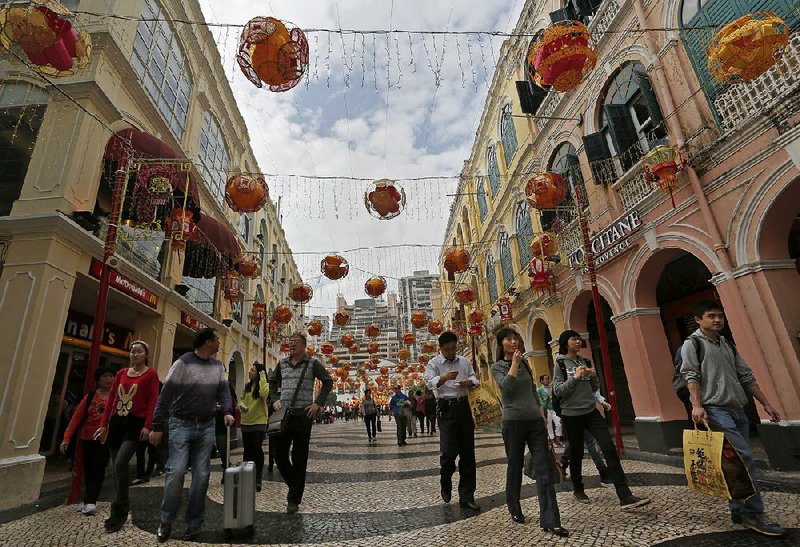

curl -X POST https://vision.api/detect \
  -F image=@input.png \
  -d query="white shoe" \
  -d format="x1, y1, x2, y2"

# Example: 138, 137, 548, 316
75, 504, 85, 513
81, 503, 97, 515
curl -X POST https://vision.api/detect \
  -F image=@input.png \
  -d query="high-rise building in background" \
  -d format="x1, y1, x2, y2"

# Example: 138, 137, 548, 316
398, 270, 439, 358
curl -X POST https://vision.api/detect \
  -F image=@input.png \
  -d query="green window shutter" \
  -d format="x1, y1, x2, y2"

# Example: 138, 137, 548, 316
603, 104, 641, 171
635, 70, 665, 134
582, 132, 613, 185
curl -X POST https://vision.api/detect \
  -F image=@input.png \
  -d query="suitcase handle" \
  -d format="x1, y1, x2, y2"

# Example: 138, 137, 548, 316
226, 425, 232, 470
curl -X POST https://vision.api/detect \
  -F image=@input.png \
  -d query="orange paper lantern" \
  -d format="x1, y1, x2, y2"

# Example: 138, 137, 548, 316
333, 309, 352, 327
348, 344, 360, 354
307, 320, 323, 337
371, 355, 381, 365
528, 21, 596, 92
443, 247, 471, 274
289, 282, 314, 304
341, 333, 356, 347
365, 179, 405, 220
525, 172, 568, 210
380, 366, 389, 376
364, 324, 381, 338
234, 254, 262, 279
365, 276, 387, 298
421, 341, 437, 354
321, 255, 349, 280
225, 175, 269, 213
367, 342, 380, 354
410, 311, 429, 329
708, 12, 789, 84
402, 332, 417, 346
321, 342, 335, 355
530, 232, 559, 259
237, 16, 309, 92
454, 287, 475, 305
273, 305, 293, 324
330, 354, 341, 365
398, 348, 411, 361
428, 320, 444, 336
418, 354, 430, 366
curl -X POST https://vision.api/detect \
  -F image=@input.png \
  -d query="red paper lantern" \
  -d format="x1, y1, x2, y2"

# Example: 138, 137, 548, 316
273, 305, 293, 324
367, 342, 380, 354
443, 247, 471, 274
530, 232, 559, 259
321, 342, 335, 355
469, 309, 485, 326
454, 287, 475, 305
365, 179, 405, 220
365, 324, 381, 338
330, 354, 341, 365
348, 344, 361, 354
224, 271, 241, 301
411, 311, 429, 329
469, 325, 483, 337
268, 320, 280, 340
289, 282, 313, 304
371, 355, 381, 365
307, 320, 323, 337
225, 175, 269, 213
418, 354, 430, 366
237, 16, 309, 92
234, 254, 261, 279
165, 208, 195, 250
398, 348, 411, 361
251, 302, 267, 327
525, 172, 568, 210
528, 21, 596, 92
321, 255, 349, 280
333, 309, 351, 327
365, 276, 387, 298
428, 320, 444, 336
402, 332, 417, 346
341, 333, 356, 347
421, 341, 437, 354
380, 366, 389, 376
529, 257, 554, 291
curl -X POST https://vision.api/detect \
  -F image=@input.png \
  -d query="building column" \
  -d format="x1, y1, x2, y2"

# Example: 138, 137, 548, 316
0, 230, 82, 510
134, 303, 179, 378
612, 308, 687, 453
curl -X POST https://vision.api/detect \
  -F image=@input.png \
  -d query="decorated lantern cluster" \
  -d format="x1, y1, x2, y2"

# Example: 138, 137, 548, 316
289, 281, 313, 303
411, 310, 429, 329
643, 143, 686, 208
527, 20, 596, 92
273, 305, 293, 324
333, 309, 351, 327
454, 286, 475, 305
365, 179, 405, 220
307, 319, 323, 337
234, 254, 261, 279
225, 175, 269, 213
530, 232, 559, 260
224, 271, 242, 301
165, 208, 196, 250
707, 12, 789, 84
237, 16, 309, 92
0, 1, 91, 77
525, 172, 568, 210
443, 247, 471, 275
528, 257, 554, 291
251, 302, 267, 327
321, 255, 349, 280
365, 276, 387, 298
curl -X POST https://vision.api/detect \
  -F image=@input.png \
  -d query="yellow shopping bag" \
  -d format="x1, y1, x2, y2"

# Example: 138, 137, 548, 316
683, 425, 756, 501
468, 385, 502, 428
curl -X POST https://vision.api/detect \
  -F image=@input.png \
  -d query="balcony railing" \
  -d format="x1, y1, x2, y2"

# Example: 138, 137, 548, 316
558, 219, 582, 258
98, 217, 164, 281
714, 33, 800, 132
614, 166, 655, 211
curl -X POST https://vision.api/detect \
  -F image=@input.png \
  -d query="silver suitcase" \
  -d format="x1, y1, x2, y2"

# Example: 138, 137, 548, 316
223, 427, 256, 540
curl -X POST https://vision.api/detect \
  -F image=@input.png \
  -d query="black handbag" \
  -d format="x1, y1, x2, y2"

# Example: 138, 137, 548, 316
267, 360, 310, 437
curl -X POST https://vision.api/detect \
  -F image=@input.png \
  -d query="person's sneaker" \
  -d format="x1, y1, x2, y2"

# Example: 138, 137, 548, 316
286, 502, 299, 513
740, 514, 786, 537
731, 511, 742, 524
75, 504, 85, 513
81, 503, 97, 516
620, 495, 651, 511
573, 492, 590, 504
599, 474, 612, 487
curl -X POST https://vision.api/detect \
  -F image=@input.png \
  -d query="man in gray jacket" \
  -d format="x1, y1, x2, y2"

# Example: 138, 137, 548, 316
680, 300, 784, 537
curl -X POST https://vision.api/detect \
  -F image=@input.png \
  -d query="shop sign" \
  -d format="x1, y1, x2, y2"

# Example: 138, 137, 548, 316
89, 258, 158, 308
63, 310, 134, 350
568, 210, 642, 270
497, 297, 513, 322
180, 311, 206, 331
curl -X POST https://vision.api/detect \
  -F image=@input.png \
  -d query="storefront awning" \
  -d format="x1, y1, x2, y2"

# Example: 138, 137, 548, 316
183, 215, 241, 279
192, 215, 241, 258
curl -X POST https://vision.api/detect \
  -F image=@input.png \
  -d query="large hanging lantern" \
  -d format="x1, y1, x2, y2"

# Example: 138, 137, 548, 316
411, 311, 429, 329
643, 144, 686, 208
365, 179, 405, 220
421, 341, 437, 354
0, 1, 91, 77
398, 348, 411, 361
530, 232, 559, 259
273, 305, 293, 324
289, 282, 314, 304
428, 320, 444, 336
365, 276, 387, 298
469, 309, 485, 326
341, 333, 356, 347
251, 302, 267, 327
321, 255, 349, 280
224, 271, 242, 301
365, 324, 381, 338
528, 257, 554, 291
333, 309, 351, 327
165, 208, 195, 250
528, 21, 596, 92
225, 175, 269, 213
237, 16, 309, 92
454, 286, 475, 305
443, 247, 471, 274
307, 320, 323, 337
707, 12, 789, 84
320, 342, 335, 355
234, 254, 261, 279
525, 172, 568, 210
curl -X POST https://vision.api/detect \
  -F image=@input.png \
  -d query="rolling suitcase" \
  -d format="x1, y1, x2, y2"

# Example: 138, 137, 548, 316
223, 426, 256, 540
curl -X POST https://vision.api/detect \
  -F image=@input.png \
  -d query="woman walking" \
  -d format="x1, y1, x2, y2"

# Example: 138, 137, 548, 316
490, 328, 568, 537
94, 341, 160, 533
60, 366, 116, 516
239, 362, 269, 491
362, 389, 379, 442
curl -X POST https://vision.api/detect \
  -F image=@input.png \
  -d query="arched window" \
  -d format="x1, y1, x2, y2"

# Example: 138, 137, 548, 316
198, 112, 230, 206
545, 142, 588, 228
259, 219, 267, 265
499, 232, 514, 290
515, 203, 533, 265
486, 256, 499, 304
500, 104, 518, 166
131, 0, 193, 139
476, 176, 488, 221
487, 145, 501, 197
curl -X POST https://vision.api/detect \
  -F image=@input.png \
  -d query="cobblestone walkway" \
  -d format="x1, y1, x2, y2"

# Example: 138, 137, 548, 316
1, 420, 798, 546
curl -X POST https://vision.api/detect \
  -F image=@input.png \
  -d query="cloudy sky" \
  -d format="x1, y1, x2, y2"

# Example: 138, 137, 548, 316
198, 0, 525, 316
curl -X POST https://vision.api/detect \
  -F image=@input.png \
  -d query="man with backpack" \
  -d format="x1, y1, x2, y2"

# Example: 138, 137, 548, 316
679, 301, 784, 537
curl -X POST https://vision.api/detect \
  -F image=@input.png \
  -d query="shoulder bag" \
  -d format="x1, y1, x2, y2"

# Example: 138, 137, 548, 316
267, 360, 310, 437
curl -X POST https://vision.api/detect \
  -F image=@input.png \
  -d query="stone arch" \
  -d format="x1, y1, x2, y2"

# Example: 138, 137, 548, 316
228, 349, 245, 393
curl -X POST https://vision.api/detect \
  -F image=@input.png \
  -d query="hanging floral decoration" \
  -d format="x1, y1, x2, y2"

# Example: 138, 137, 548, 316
223, 271, 241, 301
527, 20, 596, 92
225, 175, 269, 213
273, 305, 293, 324
528, 257, 554, 291
348, 343, 361, 354
421, 341, 437, 354
165, 208, 195, 250
418, 354, 430, 366
525, 172, 569, 210
364, 276, 387, 298
320, 341, 334, 355
289, 281, 314, 303
333, 309, 352, 326
707, 12, 789, 84
402, 332, 417, 346
367, 342, 380, 354
443, 247, 471, 274
307, 320, 323, 337
468, 309, 485, 326
411, 311, 429, 329
398, 348, 411, 361
530, 232, 559, 259
365, 324, 381, 338
0, 1, 91, 77
321, 255, 349, 280
234, 254, 261, 279
341, 333, 356, 347
330, 354, 341, 365
237, 16, 308, 92
365, 179, 406, 220
132, 164, 179, 222
454, 286, 475, 305
643, 144, 686, 208
428, 320, 444, 336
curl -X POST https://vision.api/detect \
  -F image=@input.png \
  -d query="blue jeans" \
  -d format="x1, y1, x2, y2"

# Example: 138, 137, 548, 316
705, 406, 763, 516
159, 417, 216, 528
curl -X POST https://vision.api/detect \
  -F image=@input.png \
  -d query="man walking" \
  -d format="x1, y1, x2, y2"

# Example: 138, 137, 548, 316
680, 301, 784, 537
149, 328, 233, 543
269, 332, 333, 514
389, 385, 409, 446
424, 331, 480, 511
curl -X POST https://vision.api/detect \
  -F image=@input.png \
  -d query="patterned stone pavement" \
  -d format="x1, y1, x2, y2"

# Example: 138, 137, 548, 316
1, 419, 799, 546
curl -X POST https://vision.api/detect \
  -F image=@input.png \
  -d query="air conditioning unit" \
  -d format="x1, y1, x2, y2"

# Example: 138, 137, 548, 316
106, 256, 121, 269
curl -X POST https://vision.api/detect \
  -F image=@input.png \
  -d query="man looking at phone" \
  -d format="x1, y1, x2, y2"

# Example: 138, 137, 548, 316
424, 331, 480, 511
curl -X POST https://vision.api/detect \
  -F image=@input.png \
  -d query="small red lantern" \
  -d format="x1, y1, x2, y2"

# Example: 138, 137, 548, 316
454, 287, 475, 305
273, 305, 293, 324
525, 172, 568, 210
380, 366, 389, 376
411, 311, 429, 329
365, 324, 381, 338
643, 144, 686, 209
469, 324, 483, 337
306, 347, 316, 357
333, 309, 351, 327
341, 333, 356, 347
321, 255, 349, 280
251, 302, 267, 327
268, 320, 280, 340
234, 254, 261, 279
330, 354, 341, 365
402, 332, 417, 346
365, 179, 405, 220
528, 21, 596, 92
530, 232, 559, 259
289, 282, 314, 304
443, 247, 471, 274
528, 257, 554, 291
225, 175, 269, 213
367, 342, 380, 354
321, 342, 335, 355
224, 271, 242, 301
365, 276, 387, 298
348, 343, 361, 354
307, 320, 323, 337
428, 320, 444, 336
398, 348, 411, 361
165, 208, 196, 249
237, 16, 309, 92
469, 309, 485, 326
421, 341, 437, 354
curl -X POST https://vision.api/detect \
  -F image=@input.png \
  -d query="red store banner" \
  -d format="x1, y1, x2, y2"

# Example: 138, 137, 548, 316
180, 311, 206, 331
89, 258, 158, 308
497, 297, 513, 322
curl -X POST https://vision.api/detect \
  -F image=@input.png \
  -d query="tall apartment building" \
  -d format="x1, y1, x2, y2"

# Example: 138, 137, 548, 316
398, 270, 439, 359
